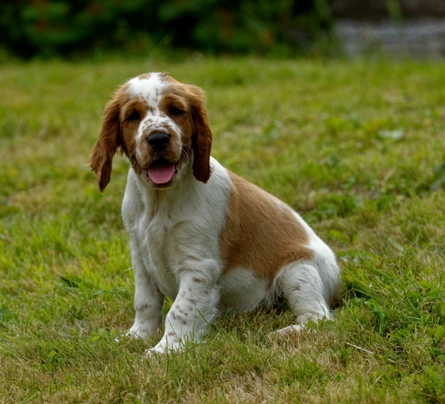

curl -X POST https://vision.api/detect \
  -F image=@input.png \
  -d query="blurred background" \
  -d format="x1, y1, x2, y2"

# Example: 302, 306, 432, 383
1, 0, 444, 60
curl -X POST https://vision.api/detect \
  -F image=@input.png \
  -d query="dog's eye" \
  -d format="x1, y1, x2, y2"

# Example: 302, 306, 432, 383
169, 106, 184, 116
126, 111, 140, 121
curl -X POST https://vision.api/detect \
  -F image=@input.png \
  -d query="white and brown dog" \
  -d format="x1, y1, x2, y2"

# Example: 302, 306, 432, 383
90, 73, 340, 355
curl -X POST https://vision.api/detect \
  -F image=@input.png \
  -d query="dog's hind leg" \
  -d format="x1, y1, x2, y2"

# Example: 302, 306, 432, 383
274, 261, 335, 335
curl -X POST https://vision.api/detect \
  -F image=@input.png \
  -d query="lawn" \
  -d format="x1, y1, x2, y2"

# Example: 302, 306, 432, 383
1, 56, 445, 403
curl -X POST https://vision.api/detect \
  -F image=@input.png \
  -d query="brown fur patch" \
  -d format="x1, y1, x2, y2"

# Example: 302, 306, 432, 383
219, 172, 314, 284
89, 84, 131, 191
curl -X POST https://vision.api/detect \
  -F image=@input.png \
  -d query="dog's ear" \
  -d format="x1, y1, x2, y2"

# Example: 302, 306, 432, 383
187, 85, 212, 183
89, 91, 123, 192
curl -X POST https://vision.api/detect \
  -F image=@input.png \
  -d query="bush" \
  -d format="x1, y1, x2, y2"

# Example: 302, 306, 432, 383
0, 0, 334, 58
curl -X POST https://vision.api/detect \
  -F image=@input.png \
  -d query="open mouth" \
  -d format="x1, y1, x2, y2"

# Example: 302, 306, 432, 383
147, 158, 178, 185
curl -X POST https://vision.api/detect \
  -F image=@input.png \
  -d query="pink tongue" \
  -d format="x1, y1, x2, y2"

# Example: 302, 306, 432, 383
147, 163, 175, 184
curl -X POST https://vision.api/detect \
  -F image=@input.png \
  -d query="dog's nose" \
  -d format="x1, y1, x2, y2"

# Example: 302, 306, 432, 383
147, 132, 170, 150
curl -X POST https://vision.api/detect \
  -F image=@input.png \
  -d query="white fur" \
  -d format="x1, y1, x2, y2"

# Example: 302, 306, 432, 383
219, 268, 270, 313
128, 74, 166, 113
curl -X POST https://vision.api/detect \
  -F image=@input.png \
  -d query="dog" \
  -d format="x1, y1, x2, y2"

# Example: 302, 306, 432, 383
90, 72, 340, 355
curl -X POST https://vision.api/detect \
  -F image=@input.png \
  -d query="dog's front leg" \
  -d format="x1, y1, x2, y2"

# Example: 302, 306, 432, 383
127, 250, 164, 339
147, 266, 220, 355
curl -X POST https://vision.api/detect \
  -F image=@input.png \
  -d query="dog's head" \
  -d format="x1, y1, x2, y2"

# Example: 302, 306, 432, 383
89, 73, 212, 191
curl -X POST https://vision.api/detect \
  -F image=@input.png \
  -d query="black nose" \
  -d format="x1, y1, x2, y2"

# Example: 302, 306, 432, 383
147, 132, 170, 150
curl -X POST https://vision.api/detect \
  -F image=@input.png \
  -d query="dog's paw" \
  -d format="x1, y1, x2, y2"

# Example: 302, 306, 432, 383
143, 344, 171, 358
143, 346, 164, 358
125, 326, 153, 340
114, 328, 150, 343
272, 324, 317, 336
143, 337, 184, 357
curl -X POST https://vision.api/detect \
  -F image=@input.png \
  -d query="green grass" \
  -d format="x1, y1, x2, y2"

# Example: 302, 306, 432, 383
1, 56, 445, 403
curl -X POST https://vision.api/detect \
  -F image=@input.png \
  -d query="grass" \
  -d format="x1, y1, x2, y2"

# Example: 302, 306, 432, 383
1, 55, 445, 403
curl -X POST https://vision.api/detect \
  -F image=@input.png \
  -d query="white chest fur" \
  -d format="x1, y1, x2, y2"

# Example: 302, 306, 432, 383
145, 211, 179, 298
122, 159, 230, 300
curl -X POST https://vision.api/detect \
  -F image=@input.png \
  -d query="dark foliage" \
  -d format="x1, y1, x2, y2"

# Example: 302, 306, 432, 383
0, 0, 334, 58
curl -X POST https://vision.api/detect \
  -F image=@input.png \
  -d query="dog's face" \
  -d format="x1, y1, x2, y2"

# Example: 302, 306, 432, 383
90, 73, 212, 191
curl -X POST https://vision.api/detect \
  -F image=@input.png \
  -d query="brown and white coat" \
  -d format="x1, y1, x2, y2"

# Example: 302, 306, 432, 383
90, 72, 340, 355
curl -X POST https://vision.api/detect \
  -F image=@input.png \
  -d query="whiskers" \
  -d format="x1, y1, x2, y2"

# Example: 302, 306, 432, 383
129, 150, 143, 171
180, 144, 192, 164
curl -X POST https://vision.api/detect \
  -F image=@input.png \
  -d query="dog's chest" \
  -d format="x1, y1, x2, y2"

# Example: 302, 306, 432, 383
143, 213, 182, 296
146, 215, 174, 261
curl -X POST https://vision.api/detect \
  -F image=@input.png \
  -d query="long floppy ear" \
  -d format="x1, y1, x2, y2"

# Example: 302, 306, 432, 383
89, 93, 122, 192
187, 85, 213, 183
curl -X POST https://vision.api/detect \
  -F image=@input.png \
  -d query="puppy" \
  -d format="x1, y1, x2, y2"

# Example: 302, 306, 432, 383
90, 73, 340, 354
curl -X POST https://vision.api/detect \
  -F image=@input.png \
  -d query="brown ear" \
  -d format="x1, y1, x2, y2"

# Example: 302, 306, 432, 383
187, 85, 212, 183
89, 94, 122, 192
